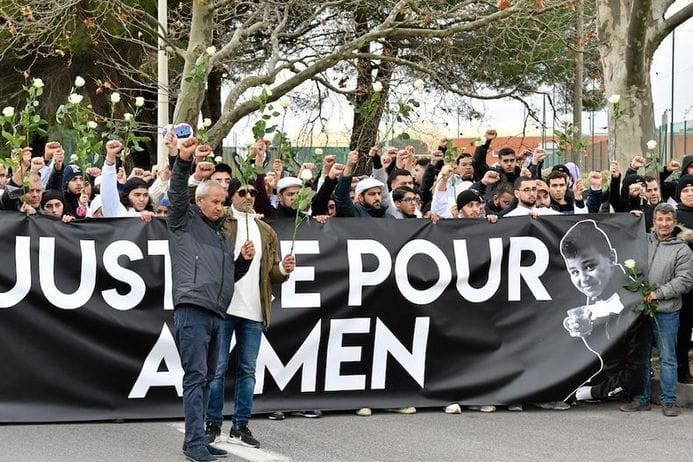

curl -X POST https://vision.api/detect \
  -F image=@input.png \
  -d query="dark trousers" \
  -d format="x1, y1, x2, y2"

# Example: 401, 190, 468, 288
677, 292, 692, 379
173, 305, 222, 451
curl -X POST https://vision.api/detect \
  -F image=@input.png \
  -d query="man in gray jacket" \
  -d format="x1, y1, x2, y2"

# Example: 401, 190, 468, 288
168, 136, 255, 462
621, 203, 693, 417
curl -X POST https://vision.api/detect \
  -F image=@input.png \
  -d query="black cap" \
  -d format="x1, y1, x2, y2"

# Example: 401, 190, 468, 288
456, 189, 481, 210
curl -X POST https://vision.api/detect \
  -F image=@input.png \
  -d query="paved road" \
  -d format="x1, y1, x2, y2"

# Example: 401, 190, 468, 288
0, 402, 690, 462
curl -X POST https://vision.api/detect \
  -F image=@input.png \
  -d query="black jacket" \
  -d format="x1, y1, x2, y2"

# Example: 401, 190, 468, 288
167, 157, 250, 317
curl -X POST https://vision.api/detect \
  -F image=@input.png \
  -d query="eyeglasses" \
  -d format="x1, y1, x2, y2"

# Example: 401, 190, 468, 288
398, 197, 417, 203
237, 189, 257, 198
519, 187, 538, 193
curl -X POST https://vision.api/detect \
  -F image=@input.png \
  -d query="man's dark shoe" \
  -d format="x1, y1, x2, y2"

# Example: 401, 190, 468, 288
183, 445, 217, 462
205, 423, 221, 444
293, 410, 322, 418
678, 374, 693, 384
619, 401, 651, 412
662, 403, 679, 417
183, 442, 227, 458
268, 411, 285, 420
229, 425, 260, 448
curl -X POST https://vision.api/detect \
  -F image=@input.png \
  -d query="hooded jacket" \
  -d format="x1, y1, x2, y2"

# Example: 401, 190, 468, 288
647, 226, 693, 313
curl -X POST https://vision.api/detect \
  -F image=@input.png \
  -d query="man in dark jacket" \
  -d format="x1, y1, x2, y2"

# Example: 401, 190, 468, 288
334, 151, 389, 218
166, 137, 255, 462
675, 174, 693, 383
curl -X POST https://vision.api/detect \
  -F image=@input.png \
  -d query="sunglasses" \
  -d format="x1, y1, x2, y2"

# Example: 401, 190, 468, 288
237, 188, 257, 198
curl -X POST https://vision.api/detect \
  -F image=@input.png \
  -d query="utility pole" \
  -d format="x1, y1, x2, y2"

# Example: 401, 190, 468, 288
157, 0, 169, 167
572, 0, 584, 164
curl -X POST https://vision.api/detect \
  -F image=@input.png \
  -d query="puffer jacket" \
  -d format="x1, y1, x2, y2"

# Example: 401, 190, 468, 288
648, 226, 693, 313
167, 157, 250, 317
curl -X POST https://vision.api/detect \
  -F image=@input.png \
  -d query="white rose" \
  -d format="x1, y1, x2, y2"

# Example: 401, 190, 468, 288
74, 76, 86, 88
206, 45, 217, 56
474, 137, 486, 147
214, 156, 223, 164
262, 85, 273, 97
559, 115, 572, 126
314, 148, 324, 156
70, 154, 78, 162
87, 121, 98, 129
2, 106, 14, 117
124, 112, 133, 122
135, 96, 145, 108
110, 92, 121, 104
413, 79, 424, 90
68, 93, 83, 105
32, 78, 44, 88
300, 169, 313, 182
373, 81, 383, 92
646, 139, 657, 150
203, 118, 212, 128
607, 94, 620, 104
279, 96, 291, 109
624, 259, 636, 270
33, 101, 39, 107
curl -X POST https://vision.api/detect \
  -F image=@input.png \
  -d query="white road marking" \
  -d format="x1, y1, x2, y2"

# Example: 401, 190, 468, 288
171, 422, 292, 461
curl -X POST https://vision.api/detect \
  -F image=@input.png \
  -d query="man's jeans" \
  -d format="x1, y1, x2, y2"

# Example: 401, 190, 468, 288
207, 315, 264, 428
633, 311, 680, 405
173, 305, 222, 451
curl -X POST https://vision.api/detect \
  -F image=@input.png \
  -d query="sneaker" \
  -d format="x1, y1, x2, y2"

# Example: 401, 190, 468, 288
662, 403, 679, 417
183, 445, 217, 462
268, 411, 285, 420
356, 407, 372, 417
229, 425, 260, 448
467, 405, 496, 413
535, 401, 570, 411
205, 423, 221, 444
386, 406, 416, 414
444, 403, 462, 414
507, 404, 523, 412
294, 410, 322, 418
619, 401, 651, 412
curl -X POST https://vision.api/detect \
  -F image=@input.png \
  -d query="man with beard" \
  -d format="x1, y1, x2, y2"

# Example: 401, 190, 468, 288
334, 151, 389, 218
504, 176, 560, 217
205, 182, 295, 447
59, 164, 87, 218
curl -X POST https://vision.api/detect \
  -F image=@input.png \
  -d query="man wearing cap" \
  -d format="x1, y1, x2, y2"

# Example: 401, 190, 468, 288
40, 189, 75, 222
273, 176, 304, 217
56, 164, 87, 218
333, 150, 389, 218
504, 176, 561, 217
168, 137, 255, 462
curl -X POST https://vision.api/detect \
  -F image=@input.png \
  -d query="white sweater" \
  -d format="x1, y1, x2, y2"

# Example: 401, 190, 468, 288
226, 206, 264, 321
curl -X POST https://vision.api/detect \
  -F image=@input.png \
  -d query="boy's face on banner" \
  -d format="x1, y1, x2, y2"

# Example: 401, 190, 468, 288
563, 246, 615, 300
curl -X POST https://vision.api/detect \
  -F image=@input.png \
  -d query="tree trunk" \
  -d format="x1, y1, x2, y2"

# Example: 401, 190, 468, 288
598, 0, 657, 168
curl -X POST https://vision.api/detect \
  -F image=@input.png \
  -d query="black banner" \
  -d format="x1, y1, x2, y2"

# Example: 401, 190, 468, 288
0, 213, 646, 422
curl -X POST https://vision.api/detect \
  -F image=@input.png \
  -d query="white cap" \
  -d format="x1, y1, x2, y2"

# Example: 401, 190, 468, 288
94, 175, 103, 188
355, 177, 384, 196
276, 176, 302, 193
88, 195, 103, 217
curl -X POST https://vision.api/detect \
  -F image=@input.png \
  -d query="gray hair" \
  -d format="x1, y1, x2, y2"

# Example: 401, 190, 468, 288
195, 179, 226, 200
653, 202, 677, 220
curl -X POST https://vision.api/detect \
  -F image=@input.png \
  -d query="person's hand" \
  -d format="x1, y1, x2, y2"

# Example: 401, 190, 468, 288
282, 254, 296, 273
62, 214, 76, 223
520, 167, 532, 177
240, 240, 255, 261
20, 147, 32, 168
425, 211, 440, 224
195, 144, 213, 161
322, 154, 336, 175
629, 210, 643, 217
481, 170, 500, 186
645, 291, 657, 303
79, 193, 89, 208
313, 215, 329, 224
382, 153, 393, 168
368, 146, 380, 158
252, 138, 267, 166
563, 315, 593, 338
573, 178, 585, 201
157, 164, 171, 182
139, 210, 155, 222
164, 129, 178, 155
610, 160, 620, 178
437, 137, 448, 148
439, 164, 454, 179
528, 209, 540, 219
630, 155, 646, 170
87, 167, 101, 178
53, 146, 65, 170
193, 161, 215, 181
329, 163, 345, 180
301, 162, 316, 172
128, 167, 145, 180
272, 158, 283, 176
346, 150, 358, 167
531, 147, 547, 165
117, 167, 127, 184
485, 129, 497, 140
588, 171, 602, 188
44, 141, 61, 161
178, 137, 198, 161
105, 140, 123, 165
666, 160, 681, 172
486, 214, 498, 223
19, 202, 36, 216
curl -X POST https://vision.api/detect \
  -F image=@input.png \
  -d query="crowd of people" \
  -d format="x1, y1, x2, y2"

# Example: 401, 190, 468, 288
1, 128, 692, 462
